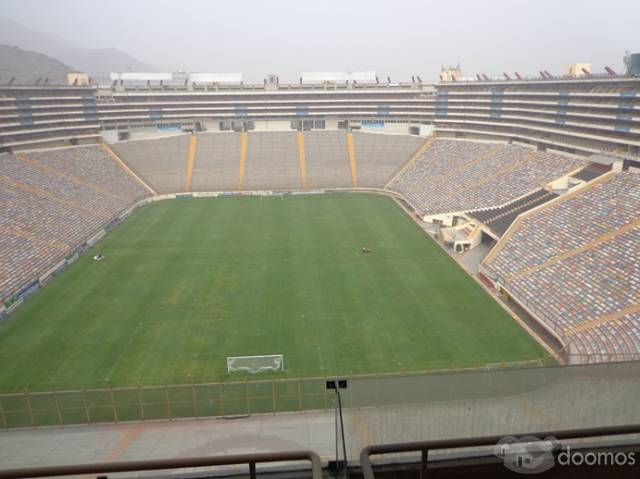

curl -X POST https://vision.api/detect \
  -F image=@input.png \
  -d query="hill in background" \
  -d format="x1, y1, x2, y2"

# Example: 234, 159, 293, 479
0, 17, 155, 83
0, 44, 76, 84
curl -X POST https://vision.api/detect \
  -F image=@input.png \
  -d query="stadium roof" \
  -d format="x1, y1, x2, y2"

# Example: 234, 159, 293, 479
301, 71, 376, 83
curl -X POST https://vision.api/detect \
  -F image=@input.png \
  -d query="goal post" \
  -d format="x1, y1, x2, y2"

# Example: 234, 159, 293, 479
226, 354, 284, 374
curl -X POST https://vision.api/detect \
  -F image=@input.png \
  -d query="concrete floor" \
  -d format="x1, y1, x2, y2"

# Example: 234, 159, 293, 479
0, 410, 337, 477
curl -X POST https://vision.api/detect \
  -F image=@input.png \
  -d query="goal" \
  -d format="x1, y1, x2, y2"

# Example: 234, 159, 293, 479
226, 354, 284, 374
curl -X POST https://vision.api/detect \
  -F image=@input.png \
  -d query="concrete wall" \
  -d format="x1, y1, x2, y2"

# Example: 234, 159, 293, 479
130, 129, 186, 140
324, 119, 339, 130
202, 121, 220, 131
253, 120, 293, 131
360, 122, 412, 135
101, 131, 119, 143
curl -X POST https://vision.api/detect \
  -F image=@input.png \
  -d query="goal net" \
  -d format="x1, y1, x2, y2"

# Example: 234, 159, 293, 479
226, 354, 284, 374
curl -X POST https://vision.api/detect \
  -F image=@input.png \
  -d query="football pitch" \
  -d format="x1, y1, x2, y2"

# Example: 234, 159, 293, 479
0, 193, 545, 393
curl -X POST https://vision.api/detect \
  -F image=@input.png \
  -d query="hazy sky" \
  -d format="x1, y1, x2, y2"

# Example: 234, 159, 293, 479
1, 0, 638, 82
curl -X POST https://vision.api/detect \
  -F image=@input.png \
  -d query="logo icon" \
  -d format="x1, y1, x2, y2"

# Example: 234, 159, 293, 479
494, 435, 558, 474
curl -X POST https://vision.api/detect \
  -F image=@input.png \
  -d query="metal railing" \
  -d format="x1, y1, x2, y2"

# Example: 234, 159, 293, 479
0, 378, 332, 429
0, 361, 549, 429
2, 424, 640, 478
0, 450, 322, 479
359, 424, 640, 479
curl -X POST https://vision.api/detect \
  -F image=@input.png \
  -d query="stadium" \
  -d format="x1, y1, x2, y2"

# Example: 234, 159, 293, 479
1, 13, 640, 478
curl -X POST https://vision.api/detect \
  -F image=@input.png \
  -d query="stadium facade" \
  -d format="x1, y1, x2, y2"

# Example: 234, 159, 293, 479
1, 74, 639, 156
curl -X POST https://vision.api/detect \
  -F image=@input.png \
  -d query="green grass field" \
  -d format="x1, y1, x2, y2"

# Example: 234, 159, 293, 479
0, 194, 545, 393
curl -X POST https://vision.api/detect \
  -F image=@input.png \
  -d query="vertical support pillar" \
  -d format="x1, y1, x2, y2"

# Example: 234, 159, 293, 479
184, 134, 198, 192
53, 390, 63, 425
420, 448, 429, 479
24, 389, 35, 427
192, 383, 199, 419
137, 385, 145, 421
81, 389, 91, 424
297, 131, 308, 189
245, 379, 251, 415
272, 379, 276, 413
346, 132, 358, 187
110, 388, 119, 423
0, 397, 7, 429
165, 385, 172, 420
237, 132, 249, 191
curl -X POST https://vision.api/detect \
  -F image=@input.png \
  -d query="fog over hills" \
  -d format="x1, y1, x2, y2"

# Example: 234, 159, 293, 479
0, 44, 75, 84
0, 17, 155, 80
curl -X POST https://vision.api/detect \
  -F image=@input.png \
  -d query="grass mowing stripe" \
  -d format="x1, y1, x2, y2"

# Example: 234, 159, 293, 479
0, 194, 545, 392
